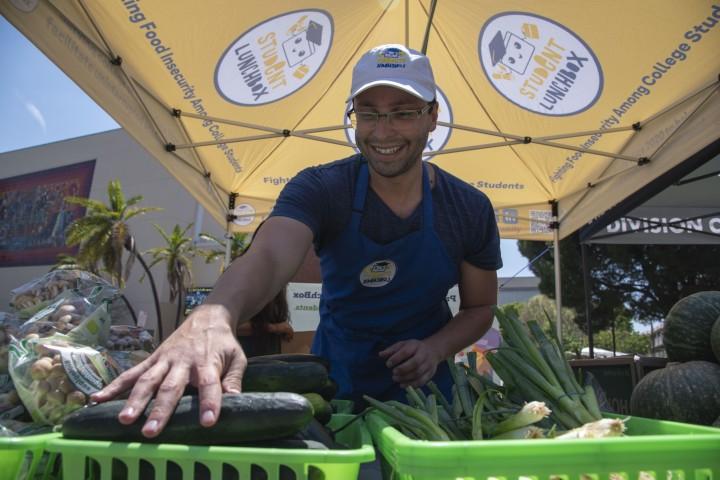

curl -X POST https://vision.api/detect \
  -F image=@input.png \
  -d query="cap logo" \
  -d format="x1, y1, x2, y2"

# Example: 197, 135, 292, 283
376, 47, 408, 68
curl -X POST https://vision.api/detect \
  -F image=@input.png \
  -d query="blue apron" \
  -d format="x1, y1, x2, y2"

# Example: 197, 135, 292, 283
311, 161, 459, 406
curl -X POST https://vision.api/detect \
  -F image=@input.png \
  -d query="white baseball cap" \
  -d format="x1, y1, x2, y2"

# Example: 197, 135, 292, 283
348, 44, 436, 102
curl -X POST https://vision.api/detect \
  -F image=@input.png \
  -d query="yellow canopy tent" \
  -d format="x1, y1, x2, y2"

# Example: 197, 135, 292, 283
3, 0, 718, 337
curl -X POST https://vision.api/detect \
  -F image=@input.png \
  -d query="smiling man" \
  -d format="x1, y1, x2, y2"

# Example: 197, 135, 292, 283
93, 44, 502, 438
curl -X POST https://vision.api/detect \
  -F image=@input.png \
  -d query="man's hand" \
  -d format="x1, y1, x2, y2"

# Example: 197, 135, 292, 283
90, 304, 247, 438
379, 339, 441, 388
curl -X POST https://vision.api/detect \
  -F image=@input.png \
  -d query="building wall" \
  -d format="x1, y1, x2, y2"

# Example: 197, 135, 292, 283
497, 276, 541, 305
0, 129, 226, 339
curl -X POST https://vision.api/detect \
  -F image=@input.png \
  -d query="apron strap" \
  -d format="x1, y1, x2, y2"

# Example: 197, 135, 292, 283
351, 161, 434, 233
350, 162, 369, 232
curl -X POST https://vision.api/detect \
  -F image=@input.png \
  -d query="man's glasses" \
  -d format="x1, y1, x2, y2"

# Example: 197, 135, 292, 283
347, 102, 435, 129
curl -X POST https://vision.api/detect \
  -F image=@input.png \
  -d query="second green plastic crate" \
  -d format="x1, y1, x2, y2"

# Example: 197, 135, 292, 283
366, 412, 720, 480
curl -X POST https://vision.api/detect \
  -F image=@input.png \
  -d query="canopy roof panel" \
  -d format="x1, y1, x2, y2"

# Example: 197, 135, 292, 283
3, 0, 718, 239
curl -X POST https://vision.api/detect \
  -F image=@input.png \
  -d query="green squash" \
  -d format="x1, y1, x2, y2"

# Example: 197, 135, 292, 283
630, 361, 720, 426
712, 317, 720, 364
663, 291, 720, 362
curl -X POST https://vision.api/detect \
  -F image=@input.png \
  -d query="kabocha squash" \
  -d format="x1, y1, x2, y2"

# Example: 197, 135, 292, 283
629, 361, 720, 426
62, 393, 313, 444
711, 317, 720, 363
663, 291, 720, 362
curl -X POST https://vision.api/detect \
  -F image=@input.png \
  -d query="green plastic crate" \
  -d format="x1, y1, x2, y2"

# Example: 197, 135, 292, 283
0, 433, 61, 480
331, 399, 355, 414
44, 414, 374, 479
366, 412, 720, 480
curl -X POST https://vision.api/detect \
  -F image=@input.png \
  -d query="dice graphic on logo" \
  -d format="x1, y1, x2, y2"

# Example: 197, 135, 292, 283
282, 20, 323, 67
488, 30, 535, 75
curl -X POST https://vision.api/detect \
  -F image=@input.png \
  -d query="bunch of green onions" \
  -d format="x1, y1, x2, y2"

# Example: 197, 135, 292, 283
486, 307, 603, 430
364, 351, 553, 441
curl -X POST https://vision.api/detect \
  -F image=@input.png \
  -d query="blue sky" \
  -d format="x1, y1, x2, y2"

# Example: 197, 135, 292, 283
0, 16, 535, 279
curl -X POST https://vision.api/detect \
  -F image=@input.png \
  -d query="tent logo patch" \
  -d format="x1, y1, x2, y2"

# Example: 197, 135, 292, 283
215, 10, 333, 106
232, 203, 256, 227
478, 12, 603, 116
9, 0, 38, 12
344, 87, 452, 160
359, 260, 397, 288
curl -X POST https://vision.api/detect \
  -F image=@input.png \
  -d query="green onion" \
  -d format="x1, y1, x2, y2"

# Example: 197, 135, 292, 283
555, 418, 627, 439
492, 425, 545, 440
491, 401, 551, 435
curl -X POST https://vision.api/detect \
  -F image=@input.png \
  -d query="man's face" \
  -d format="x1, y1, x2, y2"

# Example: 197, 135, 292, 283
353, 86, 437, 179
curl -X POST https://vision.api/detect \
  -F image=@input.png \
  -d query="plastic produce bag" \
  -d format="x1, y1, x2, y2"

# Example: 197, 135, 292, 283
8, 334, 120, 425
18, 290, 114, 346
10, 270, 114, 318
107, 325, 155, 352
1, 312, 23, 374
105, 325, 156, 372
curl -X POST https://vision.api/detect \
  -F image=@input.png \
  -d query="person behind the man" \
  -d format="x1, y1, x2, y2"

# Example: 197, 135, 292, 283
92, 43, 502, 438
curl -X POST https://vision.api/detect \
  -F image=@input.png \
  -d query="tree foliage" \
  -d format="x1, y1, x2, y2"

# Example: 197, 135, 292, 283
197, 231, 251, 268
499, 295, 585, 356
500, 296, 652, 357
518, 234, 720, 332
64, 179, 160, 287
144, 223, 196, 302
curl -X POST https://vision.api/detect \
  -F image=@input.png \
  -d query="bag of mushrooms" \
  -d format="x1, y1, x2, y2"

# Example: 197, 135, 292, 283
7, 300, 119, 426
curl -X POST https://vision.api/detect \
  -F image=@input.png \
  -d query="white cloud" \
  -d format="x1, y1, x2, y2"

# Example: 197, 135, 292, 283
24, 101, 47, 133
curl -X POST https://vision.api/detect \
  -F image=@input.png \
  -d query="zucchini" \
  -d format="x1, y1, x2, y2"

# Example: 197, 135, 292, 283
61, 393, 313, 444
243, 361, 328, 394
302, 393, 333, 425
317, 377, 338, 401
247, 353, 330, 370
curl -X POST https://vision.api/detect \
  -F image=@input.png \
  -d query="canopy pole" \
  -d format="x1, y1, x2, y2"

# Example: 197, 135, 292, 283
225, 193, 239, 272
420, 0, 438, 54
581, 241, 594, 358
551, 201, 562, 345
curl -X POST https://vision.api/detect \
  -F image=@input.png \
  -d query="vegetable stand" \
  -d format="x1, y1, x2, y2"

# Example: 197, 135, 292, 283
42, 414, 374, 480
367, 412, 720, 480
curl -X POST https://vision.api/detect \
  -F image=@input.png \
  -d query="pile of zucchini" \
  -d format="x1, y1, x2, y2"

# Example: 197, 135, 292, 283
62, 353, 341, 446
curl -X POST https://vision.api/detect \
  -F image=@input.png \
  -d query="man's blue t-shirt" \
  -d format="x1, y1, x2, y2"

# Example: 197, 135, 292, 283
270, 154, 502, 271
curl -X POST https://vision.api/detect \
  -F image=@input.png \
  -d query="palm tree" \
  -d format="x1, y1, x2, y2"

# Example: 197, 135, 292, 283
64, 179, 162, 336
64, 179, 161, 287
144, 223, 197, 330
197, 231, 250, 268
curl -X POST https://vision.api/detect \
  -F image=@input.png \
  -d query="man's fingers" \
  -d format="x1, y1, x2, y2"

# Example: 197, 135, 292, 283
115, 361, 169, 426
378, 342, 403, 359
91, 360, 153, 403
196, 364, 224, 427
382, 342, 416, 368
395, 363, 436, 387
221, 350, 246, 394
140, 364, 191, 438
